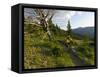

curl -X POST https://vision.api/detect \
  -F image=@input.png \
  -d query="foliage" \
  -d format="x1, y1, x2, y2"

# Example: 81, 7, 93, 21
67, 20, 72, 36
24, 17, 95, 69
76, 35, 94, 65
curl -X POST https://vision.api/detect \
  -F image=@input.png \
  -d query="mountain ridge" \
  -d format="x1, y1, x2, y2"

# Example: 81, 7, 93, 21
72, 27, 94, 38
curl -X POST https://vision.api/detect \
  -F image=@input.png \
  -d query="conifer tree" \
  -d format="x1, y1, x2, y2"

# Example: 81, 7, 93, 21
67, 20, 71, 36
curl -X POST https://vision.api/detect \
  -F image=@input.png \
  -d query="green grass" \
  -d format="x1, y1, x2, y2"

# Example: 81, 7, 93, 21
24, 23, 95, 69
76, 43, 95, 65
24, 30, 75, 69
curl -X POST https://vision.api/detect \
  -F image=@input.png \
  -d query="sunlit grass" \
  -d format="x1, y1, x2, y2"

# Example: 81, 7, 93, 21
24, 24, 95, 69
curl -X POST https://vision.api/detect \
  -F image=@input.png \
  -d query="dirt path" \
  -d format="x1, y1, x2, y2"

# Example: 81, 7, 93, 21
68, 47, 86, 66
58, 40, 86, 66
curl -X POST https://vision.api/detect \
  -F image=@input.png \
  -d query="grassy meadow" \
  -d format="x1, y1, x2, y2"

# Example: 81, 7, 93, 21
24, 20, 95, 69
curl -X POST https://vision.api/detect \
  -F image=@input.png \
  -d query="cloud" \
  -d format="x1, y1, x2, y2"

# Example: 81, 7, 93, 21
66, 11, 76, 19
66, 11, 83, 19
53, 10, 82, 20
77, 12, 83, 15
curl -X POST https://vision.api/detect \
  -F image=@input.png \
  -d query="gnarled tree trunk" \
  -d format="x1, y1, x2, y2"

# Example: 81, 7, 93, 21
34, 9, 54, 40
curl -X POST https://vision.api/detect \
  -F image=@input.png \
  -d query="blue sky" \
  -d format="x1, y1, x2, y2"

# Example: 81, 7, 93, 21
52, 10, 94, 30
24, 8, 94, 30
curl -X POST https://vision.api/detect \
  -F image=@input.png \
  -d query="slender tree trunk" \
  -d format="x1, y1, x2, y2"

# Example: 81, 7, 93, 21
47, 26, 52, 40
45, 20, 52, 40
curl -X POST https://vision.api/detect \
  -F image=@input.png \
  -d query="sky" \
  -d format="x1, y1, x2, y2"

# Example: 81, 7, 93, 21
24, 8, 94, 30
52, 10, 94, 30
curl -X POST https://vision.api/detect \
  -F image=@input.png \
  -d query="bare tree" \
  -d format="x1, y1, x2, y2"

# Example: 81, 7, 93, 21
24, 9, 55, 40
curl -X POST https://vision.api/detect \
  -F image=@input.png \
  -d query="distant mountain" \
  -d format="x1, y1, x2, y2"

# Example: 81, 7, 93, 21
72, 27, 94, 39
